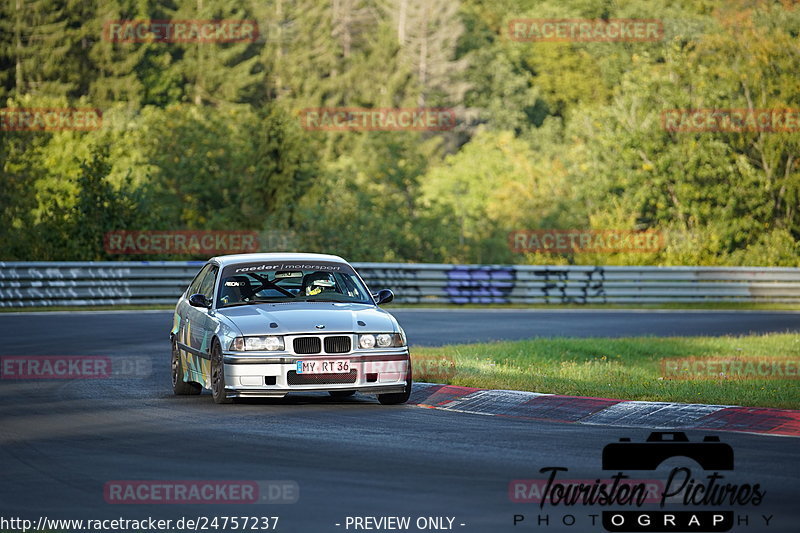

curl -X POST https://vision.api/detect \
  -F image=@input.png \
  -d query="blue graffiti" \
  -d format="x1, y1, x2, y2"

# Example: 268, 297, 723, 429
445, 266, 517, 304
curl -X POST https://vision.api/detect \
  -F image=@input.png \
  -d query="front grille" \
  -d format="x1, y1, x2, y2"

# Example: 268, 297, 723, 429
287, 370, 358, 385
293, 337, 321, 354
324, 335, 351, 354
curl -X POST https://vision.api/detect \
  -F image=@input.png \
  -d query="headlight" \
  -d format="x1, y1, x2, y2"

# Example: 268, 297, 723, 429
376, 334, 393, 347
358, 333, 404, 349
230, 336, 284, 351
229, 337, 245, 351
359, 334, 376, 349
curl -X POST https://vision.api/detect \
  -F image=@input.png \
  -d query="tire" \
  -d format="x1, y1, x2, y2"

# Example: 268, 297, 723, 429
211, 340, 232, 404
172, 339, 201, 395
329, 390, 356, 398
377, 361, 412, 405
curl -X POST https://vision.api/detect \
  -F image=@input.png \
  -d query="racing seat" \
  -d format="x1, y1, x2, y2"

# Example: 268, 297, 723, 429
219, 275, 253, 305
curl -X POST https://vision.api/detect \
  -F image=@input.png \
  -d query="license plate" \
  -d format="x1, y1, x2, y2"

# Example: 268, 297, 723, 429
296, 359, 351, 374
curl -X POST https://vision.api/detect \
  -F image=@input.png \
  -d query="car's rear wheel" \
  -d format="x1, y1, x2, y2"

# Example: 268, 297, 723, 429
172, 339, 201, 395
377, 361, 412, 405
211, 341, 232, 404
329, 390, 356, 398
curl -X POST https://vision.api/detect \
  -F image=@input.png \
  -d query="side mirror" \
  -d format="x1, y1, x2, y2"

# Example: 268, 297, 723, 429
374, 289, 394, 305
188, 293, 211, 308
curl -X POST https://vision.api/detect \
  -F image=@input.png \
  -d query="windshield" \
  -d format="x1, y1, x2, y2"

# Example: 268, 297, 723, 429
216, 260, 372, 307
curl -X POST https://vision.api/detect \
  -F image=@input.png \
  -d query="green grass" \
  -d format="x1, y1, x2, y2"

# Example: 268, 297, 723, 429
412, 334, 800, 409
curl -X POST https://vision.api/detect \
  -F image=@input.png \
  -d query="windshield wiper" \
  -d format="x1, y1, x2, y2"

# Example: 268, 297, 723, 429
220, 299, 287, 308
298, 298, 364, 304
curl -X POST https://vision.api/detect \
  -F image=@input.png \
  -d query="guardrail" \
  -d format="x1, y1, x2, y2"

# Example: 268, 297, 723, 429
1, 261, 799, 307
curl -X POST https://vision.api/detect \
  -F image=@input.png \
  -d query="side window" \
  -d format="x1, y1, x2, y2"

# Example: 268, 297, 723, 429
198, 266, 219, 300
187, 264, 212, 295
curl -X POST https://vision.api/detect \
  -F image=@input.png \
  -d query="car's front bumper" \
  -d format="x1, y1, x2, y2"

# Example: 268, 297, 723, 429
221, 349, 410, 398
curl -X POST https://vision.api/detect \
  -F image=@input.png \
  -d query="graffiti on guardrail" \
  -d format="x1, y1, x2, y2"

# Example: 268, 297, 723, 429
0, 286, 136, 301
360, 268, 424, 304
534, 266, 607, 304
445, 266, 516, 304
2, 263, 799, 307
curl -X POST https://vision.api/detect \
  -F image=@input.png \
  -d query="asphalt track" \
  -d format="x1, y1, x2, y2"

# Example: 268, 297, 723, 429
0, 310, 798, 533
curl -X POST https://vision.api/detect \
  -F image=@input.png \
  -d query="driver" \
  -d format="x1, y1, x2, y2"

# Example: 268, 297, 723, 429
302, 272, 340, 296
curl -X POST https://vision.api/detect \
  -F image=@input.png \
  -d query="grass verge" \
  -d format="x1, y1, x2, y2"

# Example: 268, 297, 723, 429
412, 334, 800, 409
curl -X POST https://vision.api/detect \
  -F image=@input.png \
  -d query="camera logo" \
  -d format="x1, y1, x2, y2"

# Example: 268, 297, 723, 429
512, 431, 767, 532
600, 432, 756, 532
602, 432, 734, 471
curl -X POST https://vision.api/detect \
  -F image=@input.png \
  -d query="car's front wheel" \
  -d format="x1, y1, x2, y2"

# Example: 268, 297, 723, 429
211, 341, 232, 404
377, 362, 412, 405
172, 339, 201, 395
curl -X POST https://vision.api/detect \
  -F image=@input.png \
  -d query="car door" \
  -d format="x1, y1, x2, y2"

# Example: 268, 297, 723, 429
176, 264, 209, 351
177, 264, 211, 351
181, 263, 219, 384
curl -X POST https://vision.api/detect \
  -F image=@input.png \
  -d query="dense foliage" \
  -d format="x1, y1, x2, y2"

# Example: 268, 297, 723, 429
1, 0, 798, 265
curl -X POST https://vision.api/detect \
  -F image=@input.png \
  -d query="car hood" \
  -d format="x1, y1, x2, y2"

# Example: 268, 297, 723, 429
215, 302, 398, 336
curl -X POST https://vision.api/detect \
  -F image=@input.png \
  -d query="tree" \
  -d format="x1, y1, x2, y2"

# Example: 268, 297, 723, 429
1, 0, 77, 99
419, 128, 575, 263
383, 0, 469, 107
238, 103, 318, 230
165, 0, 262, 105
67, 144, 149, 260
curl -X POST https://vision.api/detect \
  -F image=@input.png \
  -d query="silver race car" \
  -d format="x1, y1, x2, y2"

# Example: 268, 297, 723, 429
170, 253, 412, 404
